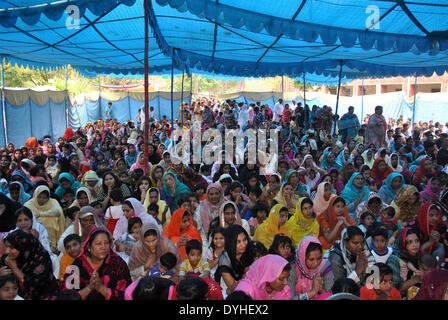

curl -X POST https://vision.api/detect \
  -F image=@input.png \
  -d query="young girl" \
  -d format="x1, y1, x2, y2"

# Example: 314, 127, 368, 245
0, 275, 23, 300
358, 211, 376, 235
115, 217, 142, 264
248, 202, 268, 236
104, 188, 124, 234
360, 263, 401, 300
206, 227, 226, 278
252, 241, 268, 261
268, 234, 295, 262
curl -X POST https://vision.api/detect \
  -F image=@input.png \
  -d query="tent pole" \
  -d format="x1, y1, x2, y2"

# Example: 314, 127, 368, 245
143, 0, 150, 175
171, 48, 174, 141
189, 74, 193, 107
412, 75, 417, 135
333, 60, 343, 136
181, 70, 184, 128
303, 74, 307, 129
65, 66, 68, 128
361, 78, 364, 123
1, 57, 7, 146
98, 74, 101, 117
281, 75, 284, 99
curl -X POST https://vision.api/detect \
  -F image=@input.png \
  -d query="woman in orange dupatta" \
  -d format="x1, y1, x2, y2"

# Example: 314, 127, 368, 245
162, 208, 202, 261
316, 196, 355, 250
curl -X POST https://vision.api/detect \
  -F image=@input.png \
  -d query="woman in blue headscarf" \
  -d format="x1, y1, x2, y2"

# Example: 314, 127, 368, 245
341, 172, 370, 218
55, 172, 83, 200
320, 150, 341, 171
284, 169, 307, 196
163, 171, 191, 212
10, 169, 34, 195
7, 181, 31, 205
377, 172, 405, 205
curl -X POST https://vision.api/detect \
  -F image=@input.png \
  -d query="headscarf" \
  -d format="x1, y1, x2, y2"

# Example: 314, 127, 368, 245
320, 151, 341, 171
273, 183, 299, 216
113, 198, 161, 240
392, 185, 423, 224
286, 197, 320, 247
2, 229, 59, 300
336, 148, 350, 167
69, 187, 93, 209
168, 275, 223, 300
294, 236, 328, 296
355, 192, 388, 222
162, 208, 202, 261
63, 127, 75, 140
11, 169, 34, 194
24, 185, 65, 247
386, 152, 403, 173
340, 172, 370, 215
284, 169, 307, 195
337, 227, 365, 276
234, 254, 292, 300
130, 153, 152, 172
0, 193, 21, 232
361, 149, 375, 169
378, 172, 405, 205
413, 269, 448, 300
313, 182, 337, 216
81, 170, 103, 196
413, 157, 433, 185
370, 158, 393, 186
128, 222, 181, 275
55, 172, 83, 200
149, 164, 164, 187
76, 205, 106, 236
25, 137, 38, 149
199, 183, 225, 237
417, 203, 443, 251
316, 197, 355, 249
6, 181, 31, 206
396, 227, 422, 271
327, 168, 344, 195
162, 171, 191, 213
420, 178, 442, 204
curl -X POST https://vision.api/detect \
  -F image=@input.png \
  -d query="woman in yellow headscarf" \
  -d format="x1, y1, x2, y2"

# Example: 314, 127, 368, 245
143, 187, 171, 227
286, 197, 320, 247
253, 204, 292, 250
270, 182, 299, 217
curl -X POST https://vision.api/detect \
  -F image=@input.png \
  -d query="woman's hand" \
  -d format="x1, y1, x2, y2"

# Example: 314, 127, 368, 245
5, 256, 17, 270
0, 266, 12, 276
355, 250, 369, 276
309, 273, 322, 299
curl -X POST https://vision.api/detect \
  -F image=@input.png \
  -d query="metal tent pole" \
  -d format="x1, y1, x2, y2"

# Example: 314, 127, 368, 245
181, 71, 184, 128
333, 60, 343, 136
65, 65, 68, 128
189, 74, 193, 107
412, 75, 417, 135
170, 48, 174, 142
361, 78, 364, 123
281, 75, 284, 99
1, 57, 7, 145
303, 74, 308, 129
143, 0, 150, 175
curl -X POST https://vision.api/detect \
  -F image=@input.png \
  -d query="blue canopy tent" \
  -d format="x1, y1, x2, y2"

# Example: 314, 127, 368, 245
1, 0, 448, 144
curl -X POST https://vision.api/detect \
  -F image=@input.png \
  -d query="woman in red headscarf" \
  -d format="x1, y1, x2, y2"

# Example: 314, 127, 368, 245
412, 157, 436, 186
417, 203, 444, 254
370, 158, 393, 188
25, 137, 38, 149
63, 127, 75, 140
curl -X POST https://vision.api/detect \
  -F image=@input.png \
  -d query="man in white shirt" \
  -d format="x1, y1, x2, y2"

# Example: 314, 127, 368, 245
291, 100, 297, 112
273, 98, 284, 124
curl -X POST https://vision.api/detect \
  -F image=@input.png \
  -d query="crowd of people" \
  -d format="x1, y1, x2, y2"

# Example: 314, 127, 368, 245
0, 97, 447, 301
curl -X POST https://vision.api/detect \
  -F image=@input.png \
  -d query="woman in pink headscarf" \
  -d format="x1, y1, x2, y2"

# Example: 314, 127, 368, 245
234, 254, 292, 300
195, 183, 226, 244
130, 153, 152, 173
288, 236, 333, 300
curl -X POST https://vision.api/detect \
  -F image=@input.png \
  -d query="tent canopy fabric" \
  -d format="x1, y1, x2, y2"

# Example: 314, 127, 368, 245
2, 0, 448, 81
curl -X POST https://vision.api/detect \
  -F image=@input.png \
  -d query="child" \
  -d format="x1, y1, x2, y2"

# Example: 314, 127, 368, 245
193, 183, 207, 201
104, 188, 124, 234
150, 252, 177, 280
358, 211, 375, 235
369, 228, 394, 264
179, 239, 210, 280
115, 217, 142, 264
360, 263, 401, 300
63, 206, 80, 229
248, 202, 268, 236
90, 200, 105, 223
62, 189, 75, 209
58, 234, 82, 280
147, 203, 162, 226
0, 275, 23, 300
206, 227, 225, 278
178, 195, 191, 211
253, 241, 268, 261
188, 193, 200, 214
355, 128, 365, 145
268, 234, 294, 262
379, 206, 401, 245
45, 155, 59, 182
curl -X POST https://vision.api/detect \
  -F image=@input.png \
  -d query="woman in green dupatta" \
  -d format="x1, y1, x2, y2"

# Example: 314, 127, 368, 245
162, 171, 191, 212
